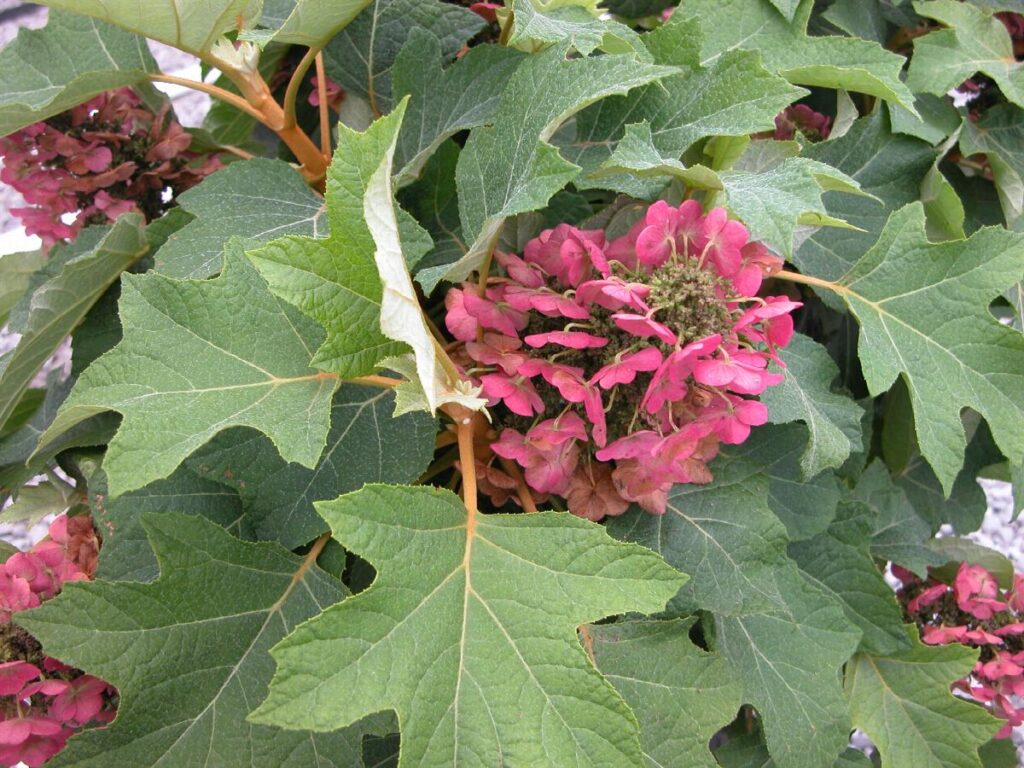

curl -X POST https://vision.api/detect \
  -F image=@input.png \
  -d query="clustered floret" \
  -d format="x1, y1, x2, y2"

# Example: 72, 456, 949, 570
898, 562, 1024, 738
445, 200, 798, 519
772, 104, 832, 142
0, 514, 114, 766
0, 88, 220, 246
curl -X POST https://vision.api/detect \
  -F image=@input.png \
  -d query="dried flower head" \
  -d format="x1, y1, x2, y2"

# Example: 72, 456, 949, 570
446, 200, 798, 519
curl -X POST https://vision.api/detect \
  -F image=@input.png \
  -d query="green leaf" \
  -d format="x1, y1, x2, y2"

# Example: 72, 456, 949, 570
844, 625, 1000, 768
789, 501, 912, 655
762, 333, 865, 478
446, 45, 677, 281
888, 93, 962, 146
90, 467, 247, 583
18, 512, 385, 767
589, 619, 744, 768
929, 537, 1016, 589
961, 103, 1024, 226
154, 159, 327, 279
608, 439, 861, 768
908, 0, 1024, 109
391, 32, 525, 183
248, 109, 410, 380
796, 111, 936, 282
0, 216, 148, 434
921, 158, 967, 241
35, 243, 337, 497
713, 725, 872, 767
853, 461, 945, 575
250, 485, 686, 767
0, 251, 45, 325
35, 0, 261, 56
680, 0, 916, 109
262, 0, 372, 47
0, 371, 117, 496
0, 11, 156, 136
819, 202, 1024, 493
0, 481, 69, 526
506, 0, 647, 56
322, 0, 483, 117
561, 15, 804, 198
186, 385, 436, 548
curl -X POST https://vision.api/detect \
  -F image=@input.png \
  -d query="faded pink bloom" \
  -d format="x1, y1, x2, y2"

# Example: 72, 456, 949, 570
445, 201, 797, 520
955, 563, 1007, 620
0, 662, 40, 697
907, 582, 948, 613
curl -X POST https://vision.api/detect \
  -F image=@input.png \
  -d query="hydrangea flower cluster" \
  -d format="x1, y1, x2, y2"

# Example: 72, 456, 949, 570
0, 88, 220, 246
0, 514, 113, 766
445, 200, 798, 519
897, 562, 1024, 738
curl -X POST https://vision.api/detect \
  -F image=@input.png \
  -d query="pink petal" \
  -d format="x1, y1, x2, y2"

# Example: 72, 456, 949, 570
611, 313, 678, 345
523, 331, 608, 350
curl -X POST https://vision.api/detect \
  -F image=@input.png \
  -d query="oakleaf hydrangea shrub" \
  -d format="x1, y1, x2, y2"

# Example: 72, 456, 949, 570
0, 1, 1023, 767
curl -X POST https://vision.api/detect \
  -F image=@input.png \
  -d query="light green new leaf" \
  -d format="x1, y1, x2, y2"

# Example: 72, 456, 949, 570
0, 216, 148, 434
845, 626, 1000, 768
35, 243, 338, 497
36, 0, 260, 56
563, 15, 805, 198
0, 482, 69, 526
0, 11, 156, 136
264, 0, 371, 47
155, 159, 327, 279
0, 251, 45, 325
447, 46, 676, 281
821, 202, 1024, 493
763, 333, 865, 478
608, 437, 861, 768
789, 501, 912, 656
18, 513, 385, 767
506, 0, 647, 56
589, 619, 744, 768
251, 485, 686, 767
908, 0, 1024, 108
186, 385, 436, 549
248, 110, 410, 378
680, 0, 915, 110
796, 111, 937, 282
322, 0, 483, 117
391, 31, 525, 183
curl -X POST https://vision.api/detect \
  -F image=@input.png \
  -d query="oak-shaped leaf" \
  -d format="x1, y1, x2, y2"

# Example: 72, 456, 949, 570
0, 10, 156, 135
0, 216, 148, 434
680, 0, 915, 109
447, 44, 677, 281
17, 513, 389, 767
762, 333, 865, 478
607, 433, 861, 768
822, 202, 1024, 494
186, 385, 436, 549
248, 106, 414, 380
34, 0, 261, 56
589, 619, 743, 768
34, 242, 338, 497
845, 625, 1001, 768
154, 159, 327, 279
250, 485, 686, 767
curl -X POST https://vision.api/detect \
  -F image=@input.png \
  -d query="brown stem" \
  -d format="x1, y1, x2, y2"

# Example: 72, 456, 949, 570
315, 52, 332, 160
774, 269, 844, 295
454, 408, 479, 517
147, 73, 266, 122
349, 374, 402, 389
498, 457, 538, 513
282, 46, 321, 130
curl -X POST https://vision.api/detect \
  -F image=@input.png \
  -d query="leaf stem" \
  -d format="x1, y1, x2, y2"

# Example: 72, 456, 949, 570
454, 407, 479, 518
578, 624, 596, 664
283, 45, 322, 131
147, 73, 266, 122
315, 52, 332, 160
349, 374, 402, 389
774, 269, 845, 295
497, 457, 538, 513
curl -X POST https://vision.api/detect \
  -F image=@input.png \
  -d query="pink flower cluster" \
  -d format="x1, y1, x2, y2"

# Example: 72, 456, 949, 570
0, 88, 220, 246
772, 104, 831, 142
446, 200, 798, 519
897, 562, 1024, 738
0, 514, 113, 766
